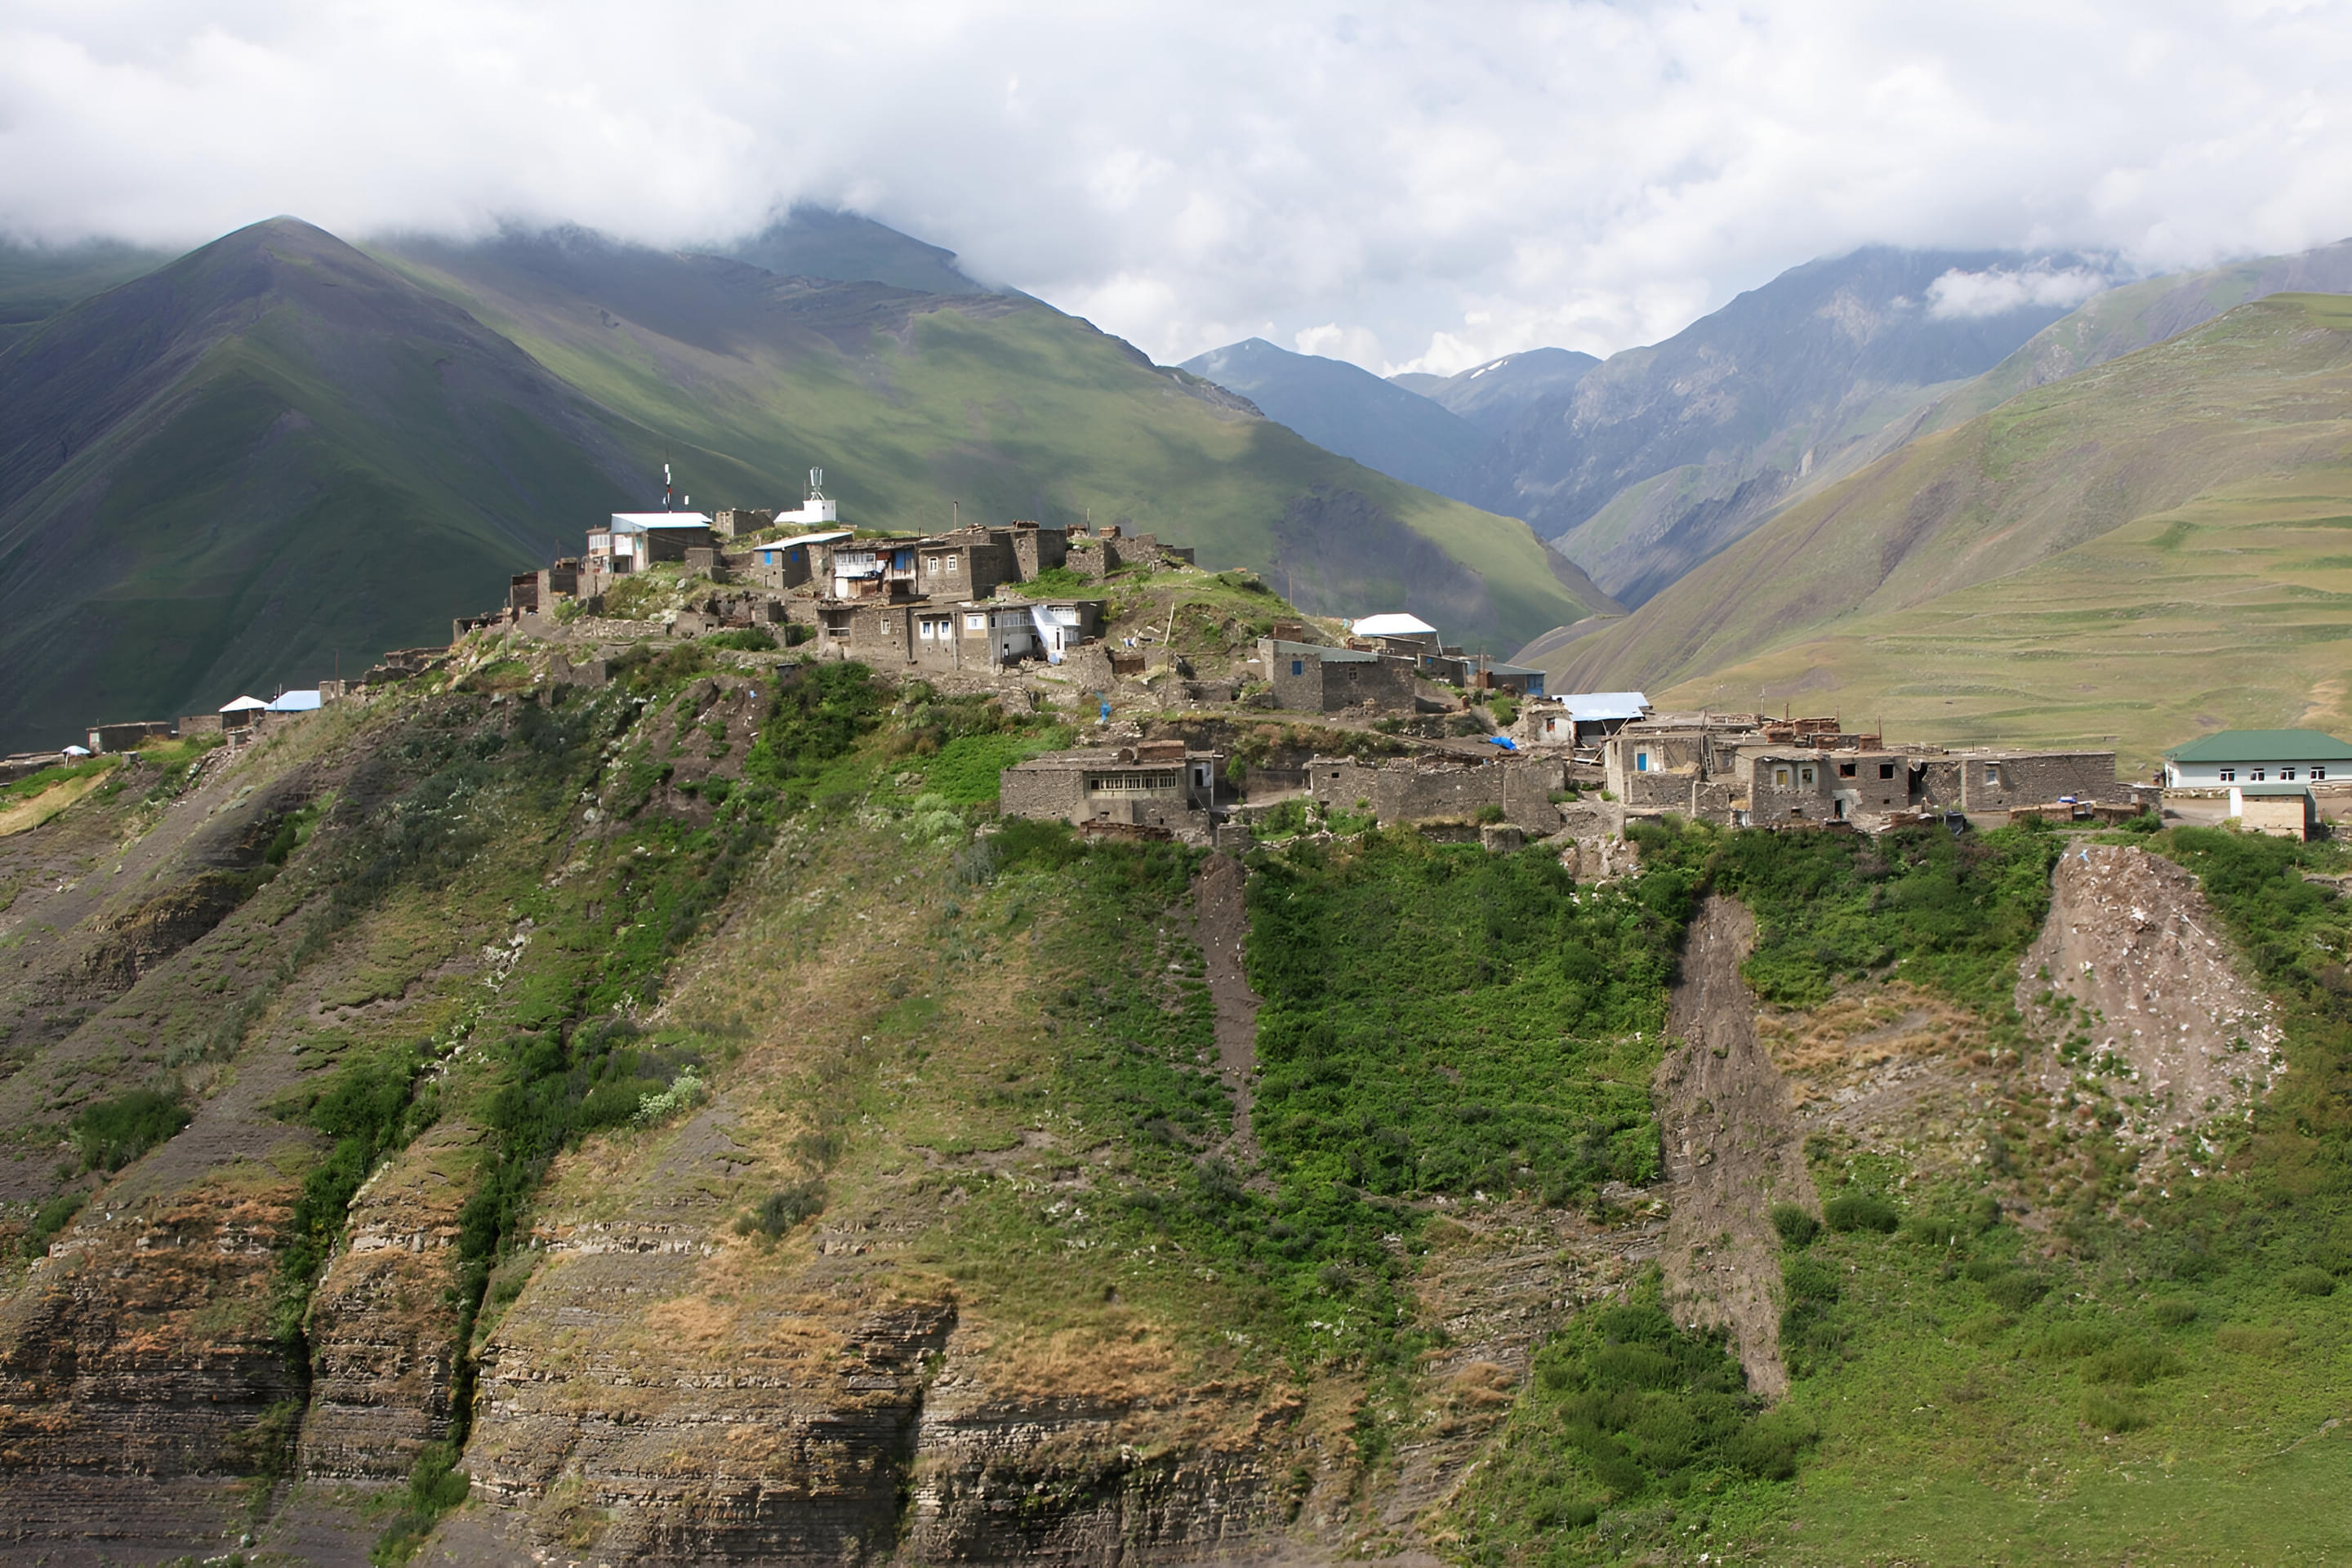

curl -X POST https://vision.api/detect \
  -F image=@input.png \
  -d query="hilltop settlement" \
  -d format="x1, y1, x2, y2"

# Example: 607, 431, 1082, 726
22, 474, 2352, 851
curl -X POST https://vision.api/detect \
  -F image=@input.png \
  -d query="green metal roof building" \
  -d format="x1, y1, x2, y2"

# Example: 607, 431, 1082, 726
2161, 728, 2352, 788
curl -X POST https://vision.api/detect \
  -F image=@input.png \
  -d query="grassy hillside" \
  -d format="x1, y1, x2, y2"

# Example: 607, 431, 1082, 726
0, 217, 1596, 752
1927, 237, 2352, 430
5, 641, 2349, 1561
1546, 294, 2352, 767
378, 231, 1602, 647
0, 219, 656, 751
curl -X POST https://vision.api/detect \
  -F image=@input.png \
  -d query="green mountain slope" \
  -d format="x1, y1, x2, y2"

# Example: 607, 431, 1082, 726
1544, 294, 2352, 765
1926, 238, 2352, 430
1180, 336, 1487, 497
0, 218, 654, 751
0, 238, 173, 351
376, 229, 1605, 644
0, 217, 1599, 751
719, 203, 996, 295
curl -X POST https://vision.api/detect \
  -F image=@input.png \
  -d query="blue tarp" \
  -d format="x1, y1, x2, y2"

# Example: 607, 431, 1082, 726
1486, 736, 1518, 751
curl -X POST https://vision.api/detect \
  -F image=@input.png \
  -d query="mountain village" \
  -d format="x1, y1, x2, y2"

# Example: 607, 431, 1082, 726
20, 470, 2351, 855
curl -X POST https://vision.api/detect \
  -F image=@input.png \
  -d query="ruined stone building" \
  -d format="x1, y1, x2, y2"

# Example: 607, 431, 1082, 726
1000, 740, 1223, 837
1601, 714, 2126, 827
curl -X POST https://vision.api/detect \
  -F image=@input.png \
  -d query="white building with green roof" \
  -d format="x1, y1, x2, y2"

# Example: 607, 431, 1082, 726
2161, 728, 2352, 788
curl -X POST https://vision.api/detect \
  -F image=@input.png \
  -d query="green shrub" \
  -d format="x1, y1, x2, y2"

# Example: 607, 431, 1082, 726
21, 1190, 85, 1258
369, 1440, 471, 1564
2028, 1321, 2114, 1359
2086, 1343, 2178, 1386
1473, 804, 1507, 825
69, 1089, 191, 1172
1980, 1269, 2051, 1312
702, 626, 777, 652
740, 1178, 826, 1238
2082, 1389, 2146, 1434
1822, 1192, 1899, 1233
2215, 1324, 2296, 1357
2281, 1264, 2336, 1297
2149, 1298, 2200, 1328
1770, 1203, 1820, 1247
1459, 1274, 1816, 1558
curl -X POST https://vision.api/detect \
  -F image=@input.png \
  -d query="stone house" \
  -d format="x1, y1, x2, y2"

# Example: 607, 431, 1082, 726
509, 559, 582, 613
1000, 741, 1222, 836
85, 720, 175, 753
587, 514, 717, 574
817, 596, 1105, 670
1916, 751, 2123, 813
713, 508, 774, 539
1258, 639, 1418, 713
1604, 719, 2123, 826
1521, 692, 1649, 749
745, 529, 852, 591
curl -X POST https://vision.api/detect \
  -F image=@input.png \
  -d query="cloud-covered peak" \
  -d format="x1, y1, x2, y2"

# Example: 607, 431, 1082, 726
2, 2, 2348, 371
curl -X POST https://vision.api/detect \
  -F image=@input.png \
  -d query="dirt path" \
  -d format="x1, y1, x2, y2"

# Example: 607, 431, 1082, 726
1655, 893, 1812, 1398
1190, 852, 1264, 1170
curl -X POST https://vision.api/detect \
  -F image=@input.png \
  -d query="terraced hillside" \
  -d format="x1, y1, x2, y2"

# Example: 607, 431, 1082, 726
1544, 293, 2352, 768
2, 620, 2350, 1565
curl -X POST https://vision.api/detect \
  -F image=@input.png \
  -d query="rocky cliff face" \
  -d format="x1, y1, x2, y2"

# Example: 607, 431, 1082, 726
2017, 843, 2283, 1158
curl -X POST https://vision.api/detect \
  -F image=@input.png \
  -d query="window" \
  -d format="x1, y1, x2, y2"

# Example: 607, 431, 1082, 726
2316, 767, 2328, 782
1984, 764, 2002, 784
966, 613, 987, 631
1085, 772, 1180, 793
1879, 763, 1896, 779
2283, 768, 2298, 781
1771, 765, 1793, 788
1839, 762, 1856, 777
2252, 769, 2267, 782
1799, 765, 1816, 786
2219, 768, 2236, 782
1292, 660, 1304, 675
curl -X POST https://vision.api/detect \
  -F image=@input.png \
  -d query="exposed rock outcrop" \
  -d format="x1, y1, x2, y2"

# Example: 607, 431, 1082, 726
2016, 843, 2283, 1157
1653, 894, 1812, 1397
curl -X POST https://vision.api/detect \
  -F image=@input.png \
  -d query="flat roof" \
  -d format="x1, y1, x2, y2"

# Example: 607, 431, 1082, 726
1487, 662, 1547, 677
769, 529, 853, 549
2165, 728, 2352, 763
1553, 689, 1648, 719
1267, 638, 1375, 663
1007, 749, 1217, 771
1350, 612, 1437, 637
2232, 782, 2314, 797
609, 512, 715, 530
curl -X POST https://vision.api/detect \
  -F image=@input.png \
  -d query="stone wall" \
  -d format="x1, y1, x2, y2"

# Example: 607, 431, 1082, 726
999, 766, 1085, 822
1307, 755, 1566, 832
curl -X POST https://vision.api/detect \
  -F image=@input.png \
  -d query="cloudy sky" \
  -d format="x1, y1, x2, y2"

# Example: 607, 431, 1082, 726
3, 0, 2350, 374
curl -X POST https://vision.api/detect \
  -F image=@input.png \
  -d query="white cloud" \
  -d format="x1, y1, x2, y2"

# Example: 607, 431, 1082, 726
2, 2, 2350, 369
1927, 266, 2114, 319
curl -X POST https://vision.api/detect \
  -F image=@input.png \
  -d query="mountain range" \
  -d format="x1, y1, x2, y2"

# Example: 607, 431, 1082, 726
1548, 291, 2352, 765
0, 216, 1605, 751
